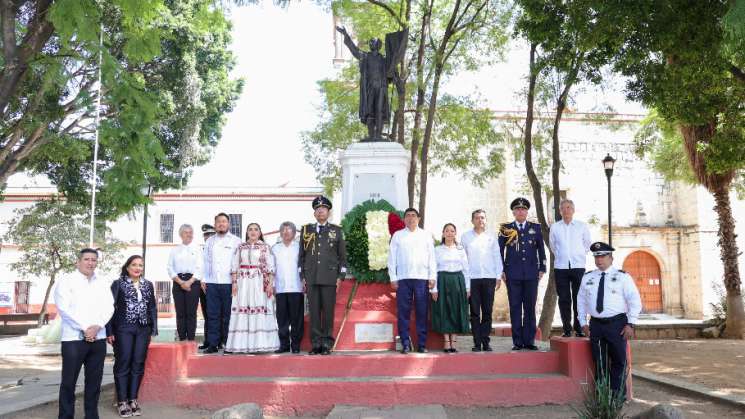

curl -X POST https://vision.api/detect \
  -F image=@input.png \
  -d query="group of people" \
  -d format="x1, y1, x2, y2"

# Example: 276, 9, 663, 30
55, 250, 159, 418
54, 194, 642, 419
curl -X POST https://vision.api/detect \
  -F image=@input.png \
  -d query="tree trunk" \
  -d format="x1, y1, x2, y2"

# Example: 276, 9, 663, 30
417, 63, 443, 227
537, 62, 580, 338
408, 5, 431, 207
711, 184, 745, 338
39, 271, 56, 327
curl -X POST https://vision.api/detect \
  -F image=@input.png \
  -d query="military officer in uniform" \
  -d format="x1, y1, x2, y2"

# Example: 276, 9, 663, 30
578, 242, 642, 399
498, 197, 546, 351
299, 196, 347, 355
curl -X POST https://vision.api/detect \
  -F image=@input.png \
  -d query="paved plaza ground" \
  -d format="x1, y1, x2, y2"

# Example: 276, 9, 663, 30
0, 336, 743, 418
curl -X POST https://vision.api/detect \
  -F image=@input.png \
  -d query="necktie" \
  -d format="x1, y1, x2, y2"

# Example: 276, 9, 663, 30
596, 272, 605, 313
318, 224, 324, 234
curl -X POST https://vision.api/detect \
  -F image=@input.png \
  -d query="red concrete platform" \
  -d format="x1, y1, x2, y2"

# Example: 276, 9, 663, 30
139, 338, 600, 415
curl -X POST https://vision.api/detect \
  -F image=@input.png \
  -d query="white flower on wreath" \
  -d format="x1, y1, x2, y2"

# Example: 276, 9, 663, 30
365, 210, 391, 271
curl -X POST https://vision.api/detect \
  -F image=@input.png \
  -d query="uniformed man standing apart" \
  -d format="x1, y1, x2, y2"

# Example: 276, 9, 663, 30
202, 213, 242, 354
299, 196, 347, 355
461, 209, 503, 352
388, 208, 438, 354
578, 242, 642, 399
499, 197, 546, 351
549, 200, 592, 337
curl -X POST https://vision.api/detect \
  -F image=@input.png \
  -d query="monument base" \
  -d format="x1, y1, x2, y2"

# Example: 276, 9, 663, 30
339, 141, 410, 217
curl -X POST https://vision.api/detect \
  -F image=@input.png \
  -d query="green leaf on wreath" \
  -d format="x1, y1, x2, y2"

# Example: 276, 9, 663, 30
341, 199, 403, 284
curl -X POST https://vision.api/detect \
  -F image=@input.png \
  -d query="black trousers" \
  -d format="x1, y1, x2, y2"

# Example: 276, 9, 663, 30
172, 274, 200, 340
276, 292, 305, 351
308, 284, 336, 348
555, 268, 585, 334
199, 284, 208, 340
469, 278, 497, 347
113, 324, 152, 402
589, 314, 628, 398
59, 339, 107, 419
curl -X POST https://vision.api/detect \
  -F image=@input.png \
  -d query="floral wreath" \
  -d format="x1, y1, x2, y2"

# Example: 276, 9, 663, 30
341, 199, 405, 283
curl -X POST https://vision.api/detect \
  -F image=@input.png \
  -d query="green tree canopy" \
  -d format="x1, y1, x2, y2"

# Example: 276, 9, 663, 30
1, 0, 242, 220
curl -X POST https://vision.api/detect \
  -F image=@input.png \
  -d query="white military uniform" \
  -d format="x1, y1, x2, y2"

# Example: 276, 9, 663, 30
577, 265, 642, 398
577, 266, 642, 327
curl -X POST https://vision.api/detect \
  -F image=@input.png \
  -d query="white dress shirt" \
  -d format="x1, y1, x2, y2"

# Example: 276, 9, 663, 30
461, 229, 503, 280
577, 266, 643, 326
203, 233, 242, 285
387, 227, 437, 292
435, 244, 471, 291
549, 219, 592, 269
54, 271, 114, 342
167, 242, 203, 279
272, 241, 303, 293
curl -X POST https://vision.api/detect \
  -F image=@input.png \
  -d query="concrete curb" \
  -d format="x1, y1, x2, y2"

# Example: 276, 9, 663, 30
0, 381, 115, 416
632, 369, 745, 411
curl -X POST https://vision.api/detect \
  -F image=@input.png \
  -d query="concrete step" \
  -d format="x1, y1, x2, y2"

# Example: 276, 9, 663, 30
168, 372, 580, 415
185, 350, 562, 378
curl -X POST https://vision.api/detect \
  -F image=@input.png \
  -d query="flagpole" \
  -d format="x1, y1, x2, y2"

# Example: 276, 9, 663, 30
89, 22, 103, 247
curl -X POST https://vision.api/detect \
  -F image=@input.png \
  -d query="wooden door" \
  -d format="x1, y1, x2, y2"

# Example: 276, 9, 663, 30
622, 251, 663, 313
13, 281, 30, 313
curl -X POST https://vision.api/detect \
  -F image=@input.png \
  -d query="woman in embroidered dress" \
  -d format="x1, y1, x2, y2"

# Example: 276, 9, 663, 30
431, 223, 470, 353
225, 223, 280, 353
106, 255, 158, 417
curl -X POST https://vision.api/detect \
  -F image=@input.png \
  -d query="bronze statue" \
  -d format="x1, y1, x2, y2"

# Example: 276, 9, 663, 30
336, 26, 407, 142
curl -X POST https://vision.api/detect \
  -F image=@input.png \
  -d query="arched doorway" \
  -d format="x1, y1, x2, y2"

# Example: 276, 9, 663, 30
622, 251, 663, 313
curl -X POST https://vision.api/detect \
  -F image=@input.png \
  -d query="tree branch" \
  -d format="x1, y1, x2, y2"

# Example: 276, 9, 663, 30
1, 0, 18, 65
366, 0, 405, 28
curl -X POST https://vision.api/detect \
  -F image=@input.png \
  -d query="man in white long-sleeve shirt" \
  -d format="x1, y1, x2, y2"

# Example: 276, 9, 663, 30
167, 224, 203, 341
577, 242, 642, 399
461, 209, 503, 352
202, 213, 242, 353
55, 248, 114, 419
549, 200, 592, 337
388, 208, 437, 354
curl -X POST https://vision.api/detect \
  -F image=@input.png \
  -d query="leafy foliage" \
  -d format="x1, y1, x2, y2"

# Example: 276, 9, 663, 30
340, 199, 401, 283
1, 0, 242, 220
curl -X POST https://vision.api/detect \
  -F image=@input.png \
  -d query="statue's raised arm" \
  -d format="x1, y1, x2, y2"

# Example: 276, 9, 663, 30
336, 26, 362, 60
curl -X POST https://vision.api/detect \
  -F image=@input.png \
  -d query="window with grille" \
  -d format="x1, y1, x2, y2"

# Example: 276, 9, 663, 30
229, 214, 242, 238
155, 281, 172, 313
160, 214, 174, 243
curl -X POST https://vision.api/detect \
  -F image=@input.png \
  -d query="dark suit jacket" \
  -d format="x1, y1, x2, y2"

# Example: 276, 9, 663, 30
299, 223, 347, 286
105, 278, 159, 337
499, 221, 547, 281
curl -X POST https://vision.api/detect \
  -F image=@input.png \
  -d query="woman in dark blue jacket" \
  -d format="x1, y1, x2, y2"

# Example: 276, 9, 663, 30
106, 255, 158, 417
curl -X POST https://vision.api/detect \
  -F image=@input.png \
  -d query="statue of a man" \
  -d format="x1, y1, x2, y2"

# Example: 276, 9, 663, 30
336, 26, 406, 142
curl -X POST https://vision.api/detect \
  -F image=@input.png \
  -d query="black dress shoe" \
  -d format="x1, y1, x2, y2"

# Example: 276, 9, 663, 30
482, 345, 493, 352
203, 346, 219, 354
511, 345, 523, 351
321, 347, 331, 355
308, 347, 322, 355
400, 346, 410, 354
274, 348, 290, 354
450, 348, 458, 353
417, 347, 428, 353
198, 343, 209, 350
561, 331, 572, 338
525, 344, 539, 351
471, 346, 482, 352
575, 332, 586, 338
291, 348, 300, 354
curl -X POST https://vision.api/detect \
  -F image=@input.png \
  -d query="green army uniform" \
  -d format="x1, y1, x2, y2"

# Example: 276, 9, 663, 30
299, 196, 347, 354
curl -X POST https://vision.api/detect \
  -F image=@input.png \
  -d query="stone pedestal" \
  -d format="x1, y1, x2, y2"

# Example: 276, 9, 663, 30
339, 142, 410, 217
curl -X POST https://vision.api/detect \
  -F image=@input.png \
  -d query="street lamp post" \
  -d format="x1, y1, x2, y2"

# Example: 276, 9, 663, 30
141, 185, 153, 276
602, 154, 616, 246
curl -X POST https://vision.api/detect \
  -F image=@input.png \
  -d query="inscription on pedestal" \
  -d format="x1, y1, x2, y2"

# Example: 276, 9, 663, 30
354, 322, 394, 343
352, 174, 397, 208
